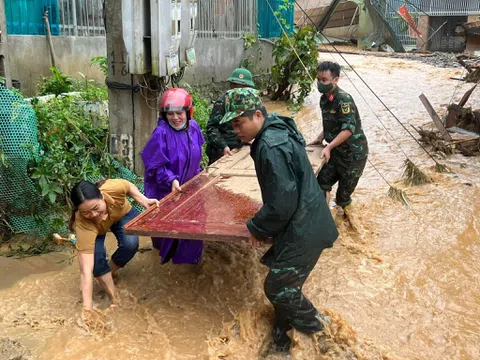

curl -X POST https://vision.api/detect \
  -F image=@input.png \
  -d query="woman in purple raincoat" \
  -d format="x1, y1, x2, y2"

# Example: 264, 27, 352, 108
141, 88, 205, 264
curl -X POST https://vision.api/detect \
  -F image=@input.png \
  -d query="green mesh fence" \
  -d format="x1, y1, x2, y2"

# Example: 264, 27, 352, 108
111, 160, 145, 213
0, 85, 145, 236
0, 86, 43, 235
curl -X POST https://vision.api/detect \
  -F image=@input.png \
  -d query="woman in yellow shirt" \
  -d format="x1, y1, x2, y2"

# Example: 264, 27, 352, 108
69, 179, 158, 310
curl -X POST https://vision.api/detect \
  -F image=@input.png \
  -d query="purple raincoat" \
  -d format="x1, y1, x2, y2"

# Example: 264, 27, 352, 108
141, 117, 205, 264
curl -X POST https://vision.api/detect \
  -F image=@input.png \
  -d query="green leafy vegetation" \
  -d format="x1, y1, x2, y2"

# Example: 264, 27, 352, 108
271, 25, 321, 110
90, 56, 108, 76
186, 85, 211, 167
38, 66, 74, 96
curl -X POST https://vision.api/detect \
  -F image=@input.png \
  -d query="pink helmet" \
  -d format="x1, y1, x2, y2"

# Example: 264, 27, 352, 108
159, 88, 194, 118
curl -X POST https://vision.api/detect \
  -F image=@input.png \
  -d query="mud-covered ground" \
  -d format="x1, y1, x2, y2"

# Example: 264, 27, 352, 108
1, 53, 479, 360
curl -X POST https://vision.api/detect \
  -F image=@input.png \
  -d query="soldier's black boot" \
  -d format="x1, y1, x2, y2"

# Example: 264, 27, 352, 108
272, 324, 292, 352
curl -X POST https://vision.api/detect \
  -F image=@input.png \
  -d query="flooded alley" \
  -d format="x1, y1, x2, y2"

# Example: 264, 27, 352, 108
1, 53, 480, 360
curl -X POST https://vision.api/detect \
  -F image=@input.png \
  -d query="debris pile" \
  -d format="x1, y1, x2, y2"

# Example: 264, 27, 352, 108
417, 125, 479, 157
417, 52, 463, 69
383, 52, 463, 68
456, 106, 480, 134
456, 54, 480, 83
418, 85, 480, 156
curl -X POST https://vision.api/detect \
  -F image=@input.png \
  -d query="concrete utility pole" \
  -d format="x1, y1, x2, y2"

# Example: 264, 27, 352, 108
0, 0, 12, 88
105, 0, 159, 174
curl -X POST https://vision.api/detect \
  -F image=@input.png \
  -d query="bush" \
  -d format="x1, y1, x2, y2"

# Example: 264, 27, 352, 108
90, 56, 108, 77
184, 85, 212, 167
29, 96, 120, 233
271, 25, 321, 110
38, 67, 74, 96
74, 72, 108, 101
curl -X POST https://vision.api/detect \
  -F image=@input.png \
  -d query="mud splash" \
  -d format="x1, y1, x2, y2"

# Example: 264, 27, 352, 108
1, 54, 480, 359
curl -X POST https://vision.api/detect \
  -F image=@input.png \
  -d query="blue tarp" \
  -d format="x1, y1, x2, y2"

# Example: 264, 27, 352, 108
5, 0, 60, 35
258, 0, 294, 38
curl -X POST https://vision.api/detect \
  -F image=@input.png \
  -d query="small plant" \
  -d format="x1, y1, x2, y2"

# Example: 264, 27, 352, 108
80, 85, 108, 102
243, 32, 257, 50
75, 72, 108, 101
189, 88, 210, 131
240, 56, 254, 72
38, 66, 74, 96
387, 185, 410, 209
11, 88, 24, 98
90, 56, 108, 77
274, 0, 295, 32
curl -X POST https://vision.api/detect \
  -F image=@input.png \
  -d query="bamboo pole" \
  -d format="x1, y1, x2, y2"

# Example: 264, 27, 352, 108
43, 11, 57, 68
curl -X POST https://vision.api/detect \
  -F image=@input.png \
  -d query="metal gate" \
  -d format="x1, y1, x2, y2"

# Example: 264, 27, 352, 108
372, 0, 420, 48
373, 0, 480, 49
429, 16, 467, 52
419, 0, 480, 16
197, 0, 257, 38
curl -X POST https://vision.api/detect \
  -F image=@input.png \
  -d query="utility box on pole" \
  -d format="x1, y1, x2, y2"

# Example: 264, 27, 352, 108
122, 0, 151, 74
107, 0, 198, 174
122, 0, 198, 76
180, 0, 197, 67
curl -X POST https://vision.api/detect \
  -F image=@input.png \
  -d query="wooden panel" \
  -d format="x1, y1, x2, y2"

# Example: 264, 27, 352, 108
124, 145, 324, 242
125, 174, 260, 241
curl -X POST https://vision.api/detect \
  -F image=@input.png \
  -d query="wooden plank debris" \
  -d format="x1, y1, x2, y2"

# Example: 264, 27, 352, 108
446, 84, 478, 128
419, 94, 452, 142
125, 146, 325, 242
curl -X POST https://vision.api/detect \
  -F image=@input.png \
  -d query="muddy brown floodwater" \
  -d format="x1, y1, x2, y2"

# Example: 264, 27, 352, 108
1, 54, 479, 360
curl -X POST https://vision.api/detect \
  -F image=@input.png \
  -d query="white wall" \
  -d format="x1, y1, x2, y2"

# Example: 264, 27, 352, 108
9, 35, 107, 96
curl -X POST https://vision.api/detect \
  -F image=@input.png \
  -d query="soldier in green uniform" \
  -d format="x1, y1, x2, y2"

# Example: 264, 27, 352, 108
310, 61, 368, 209
220, 88, 339, 353
206, 68, 255, 164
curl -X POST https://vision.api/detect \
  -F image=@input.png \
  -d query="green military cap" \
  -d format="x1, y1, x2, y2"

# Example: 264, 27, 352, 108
227, 68, 255, 87
220, 88, 262, 124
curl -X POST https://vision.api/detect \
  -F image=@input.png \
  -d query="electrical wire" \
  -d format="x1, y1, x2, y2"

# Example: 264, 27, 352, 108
105, 78, 141, 92
375, 0, 436, 37
294, 0, 444, 166
264, 0, 396, 188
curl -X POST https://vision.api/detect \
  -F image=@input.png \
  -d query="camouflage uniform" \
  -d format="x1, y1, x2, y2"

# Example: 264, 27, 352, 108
206, 94, 243, 164
265, 260, 327, 345
318, 87, 368, 207
206, 68, 255, 165
221, 88, 338, 351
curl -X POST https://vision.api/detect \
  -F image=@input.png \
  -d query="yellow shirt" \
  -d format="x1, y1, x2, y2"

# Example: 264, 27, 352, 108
74, 179, 133, 254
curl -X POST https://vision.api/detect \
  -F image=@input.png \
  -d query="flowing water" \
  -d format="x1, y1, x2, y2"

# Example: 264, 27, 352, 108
1, 54, 479, 360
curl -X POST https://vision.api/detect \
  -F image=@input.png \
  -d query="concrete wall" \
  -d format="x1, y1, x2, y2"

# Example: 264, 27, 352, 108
8, 35, 107, 96
8, 35, 272, 96
183, 38, 273, 84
